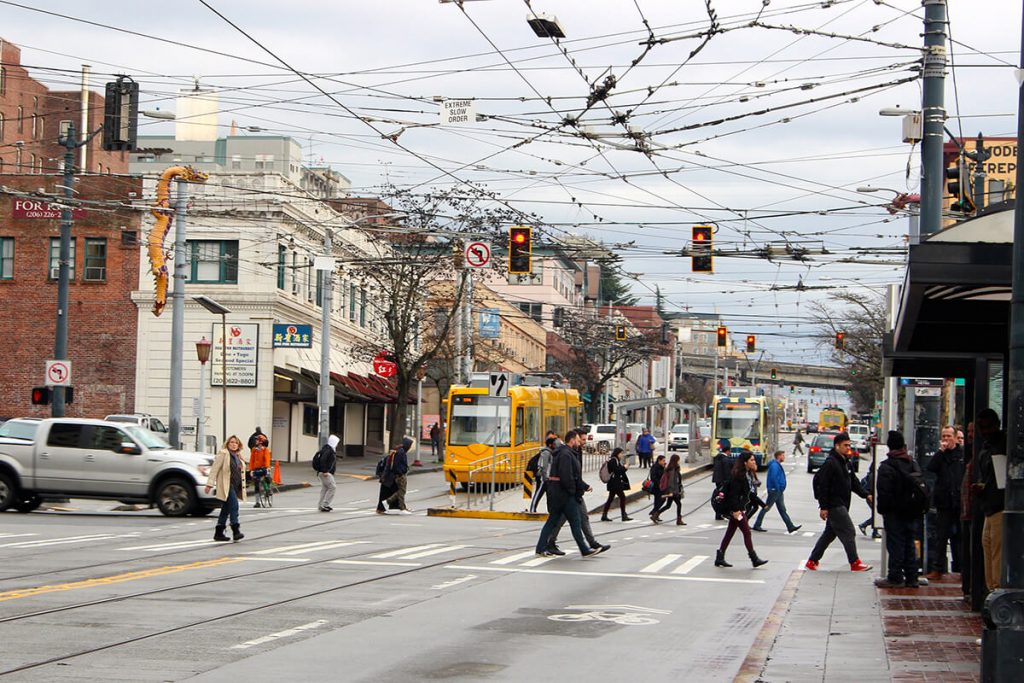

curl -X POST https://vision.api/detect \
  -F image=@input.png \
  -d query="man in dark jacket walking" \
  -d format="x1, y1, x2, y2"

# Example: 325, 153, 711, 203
925, 426, 963, 579
535, 430, 603, 557
874, 431, 923, 588
805, 432, 873, 572
384, 436, 413, 513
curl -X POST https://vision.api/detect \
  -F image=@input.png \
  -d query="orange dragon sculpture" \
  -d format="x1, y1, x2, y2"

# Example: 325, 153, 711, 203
149, 166, 209, 316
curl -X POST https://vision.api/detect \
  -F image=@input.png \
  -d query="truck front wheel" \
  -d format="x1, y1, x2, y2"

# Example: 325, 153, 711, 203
155, 478, 197, 517
0, 473, 16, 512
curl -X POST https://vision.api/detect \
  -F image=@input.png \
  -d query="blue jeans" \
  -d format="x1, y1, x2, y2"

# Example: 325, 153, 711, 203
216, 487, 240, 526
536, 492, 590, 555
753, 489, 797, 531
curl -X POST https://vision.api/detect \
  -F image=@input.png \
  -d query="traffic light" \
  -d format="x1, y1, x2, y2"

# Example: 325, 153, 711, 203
789, 385, 795, 393
716, 326, 727, 347
945, 162, 976, 213
102, 76, 139, 152
508, 226, 532, 274
31, 387, 51, 405
835, 331, 846, 350
770, 368, 777, 380
660, 322, 670, 344
746, 335, 756, 353
615, 324, 627, 341
691, 225, 713, 273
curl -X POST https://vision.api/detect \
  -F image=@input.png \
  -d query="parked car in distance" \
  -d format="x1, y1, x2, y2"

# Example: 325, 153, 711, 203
807, 432, 860, 473
697, 418, 712, 449
104, 413, 169, 437
623, 422, 646, 450
668, 423, 692, 451
0, 417, 41, 442
847, 423, 871, 453
0, 418, 218, 516
580, 423, 616, 454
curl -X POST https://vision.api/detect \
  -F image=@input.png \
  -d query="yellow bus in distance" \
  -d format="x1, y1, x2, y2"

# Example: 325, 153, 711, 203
445, 377, 583, 487
818, 406, 848, 432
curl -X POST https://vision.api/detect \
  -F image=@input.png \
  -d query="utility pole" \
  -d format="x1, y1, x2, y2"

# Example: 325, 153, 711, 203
981, 7, 1024, 676
317, 229, 334, 448
918, 0, 947, 237
51, 125, 77, 417
462, 270, 473, 383
168, 180, 188, 449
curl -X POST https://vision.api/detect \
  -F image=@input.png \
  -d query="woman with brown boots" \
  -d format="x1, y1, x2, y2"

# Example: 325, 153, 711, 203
714, 450, 767, 568
601, 448, 633, 521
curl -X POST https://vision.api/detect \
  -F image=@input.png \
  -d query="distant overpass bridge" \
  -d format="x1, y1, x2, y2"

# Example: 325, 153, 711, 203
677, 354, 847, 390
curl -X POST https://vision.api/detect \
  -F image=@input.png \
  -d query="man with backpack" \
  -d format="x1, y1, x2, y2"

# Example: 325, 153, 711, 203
805, 432, 873, 572
875, 430, 929, 588
527, 432, 557, 514
312, 434, 339, 512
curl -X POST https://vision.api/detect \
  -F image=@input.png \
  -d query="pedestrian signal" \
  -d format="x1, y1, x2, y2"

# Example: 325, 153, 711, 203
508, 226, 532, 274
691, 225, 713, 273
716, 326, 727, 348
31, 387, 51, 405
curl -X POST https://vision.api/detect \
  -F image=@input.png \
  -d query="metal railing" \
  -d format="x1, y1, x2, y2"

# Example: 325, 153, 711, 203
462, 445, 538, 511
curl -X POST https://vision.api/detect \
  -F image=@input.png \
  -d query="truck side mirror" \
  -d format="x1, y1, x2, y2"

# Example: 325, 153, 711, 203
120, 442, 142, 455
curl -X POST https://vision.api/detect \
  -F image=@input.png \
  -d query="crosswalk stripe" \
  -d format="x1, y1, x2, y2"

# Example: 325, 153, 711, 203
520, 556, 557, 567
401, 545, 466, 560
120, 539, 221, 551
1, 534, 114, 549
671, 555, 708, 574
371, 543, 442, 559
250, 540, 367, 556
491, 550, 537, 565
640, 553, 684, 574
330, 559, 420, 567
802, 531, 814, 537
276, 541, 367, 556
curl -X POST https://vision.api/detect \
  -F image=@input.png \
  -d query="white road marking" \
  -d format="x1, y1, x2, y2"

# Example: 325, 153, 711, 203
698, 524, 712, 529
401, 545, 467, 560
119, 539, 221, 551
0, 533, 37, 540
231, 620, 328, 650
330, 559, 421, 567
249, 540, 368, 556
672, 556, 708, 574
447, 564, 766, 584
345, 499, 370, 504
431, 574, 476, 590
520, 556, 557, 567
242, 557, 311, 563
491, 550, 538, 565
802, 532, 814, 537
640, 554, 684, 574
2, 534, 116, 549
371, 543, 442, 559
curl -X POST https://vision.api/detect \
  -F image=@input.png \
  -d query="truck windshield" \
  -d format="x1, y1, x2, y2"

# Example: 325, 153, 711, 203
123, 425, 171, 449
449, 396, 510, 446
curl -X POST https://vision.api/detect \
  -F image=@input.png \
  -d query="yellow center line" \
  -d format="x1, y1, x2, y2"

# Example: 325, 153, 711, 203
0, 557, 242, 602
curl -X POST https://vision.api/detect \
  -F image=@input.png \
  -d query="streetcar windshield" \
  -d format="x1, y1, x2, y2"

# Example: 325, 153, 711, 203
449, 396, 511, 446
715, 405, 761, 441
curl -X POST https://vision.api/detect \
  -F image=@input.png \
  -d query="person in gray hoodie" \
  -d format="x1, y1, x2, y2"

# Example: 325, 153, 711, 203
384, 436, 413, 513
315, 434, 339, 512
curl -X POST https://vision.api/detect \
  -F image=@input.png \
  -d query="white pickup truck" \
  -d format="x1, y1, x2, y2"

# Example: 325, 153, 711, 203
0, 418, 218, 516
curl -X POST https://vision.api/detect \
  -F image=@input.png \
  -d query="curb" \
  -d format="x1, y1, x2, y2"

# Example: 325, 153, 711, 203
426, 508, 548, 521
735, 569, 802, 682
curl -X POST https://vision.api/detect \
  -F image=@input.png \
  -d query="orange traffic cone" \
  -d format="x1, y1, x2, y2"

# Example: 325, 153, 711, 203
272, 460, 282, 485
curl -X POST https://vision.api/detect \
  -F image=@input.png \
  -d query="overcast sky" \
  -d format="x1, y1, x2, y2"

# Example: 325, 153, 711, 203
2, 0, 1020, 395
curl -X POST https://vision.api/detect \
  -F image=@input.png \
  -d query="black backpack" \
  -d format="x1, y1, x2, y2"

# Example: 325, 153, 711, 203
525, 453, 541, 477
312, 450, 323, 472
710, 480, 730, 516
901, 464, 931, 515
374, 455, 388, 479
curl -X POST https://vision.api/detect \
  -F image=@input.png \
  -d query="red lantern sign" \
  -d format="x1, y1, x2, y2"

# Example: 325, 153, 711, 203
373, 351, 397, 378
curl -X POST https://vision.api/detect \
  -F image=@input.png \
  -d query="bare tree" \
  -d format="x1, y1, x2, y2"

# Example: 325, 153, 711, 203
345, 187, 524, 447
808, 290, 886, 414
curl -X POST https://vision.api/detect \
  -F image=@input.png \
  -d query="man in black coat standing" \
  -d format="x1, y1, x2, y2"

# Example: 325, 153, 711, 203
875, 431, 924, 588
805, 432, 873, 572
926, 426, 964, 579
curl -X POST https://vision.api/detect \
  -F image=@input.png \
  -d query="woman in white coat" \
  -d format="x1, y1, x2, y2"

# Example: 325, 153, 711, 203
205, 434, 247, 542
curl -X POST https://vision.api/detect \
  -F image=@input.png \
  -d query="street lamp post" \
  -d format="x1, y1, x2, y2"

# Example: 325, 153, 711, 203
195, 336, 211, 452
193, 295, 231, 446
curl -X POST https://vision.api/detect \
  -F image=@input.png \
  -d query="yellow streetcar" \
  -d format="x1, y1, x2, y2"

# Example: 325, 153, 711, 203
444, 375, 583, 488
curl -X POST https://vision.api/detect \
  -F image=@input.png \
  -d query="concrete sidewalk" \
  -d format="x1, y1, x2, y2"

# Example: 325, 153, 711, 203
742, 571, 981, 682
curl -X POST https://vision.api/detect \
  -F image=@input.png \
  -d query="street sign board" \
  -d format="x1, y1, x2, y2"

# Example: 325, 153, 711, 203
272, 324, 312, 348
899, 377, 944, 388
211, 323, 259, 387
45, 360, 72, 386
914, 387, 942, 397
479, 308, 500, 338
439, 99, 476, 126
488, 372, 510, 398
373, 351, 397, 378
465, 241, 491, 268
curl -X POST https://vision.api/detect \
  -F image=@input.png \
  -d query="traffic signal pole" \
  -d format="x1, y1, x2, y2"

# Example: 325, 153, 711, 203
51, 125, 78, 417
919, 0, 947, 237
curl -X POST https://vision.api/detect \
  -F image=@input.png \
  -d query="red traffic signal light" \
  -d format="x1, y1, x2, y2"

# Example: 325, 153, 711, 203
835, 331, 846, 350
692, 225, 713, 273
508, 226, 532, 274
746, 335, 756, 353
717, 326, 727, 347
31, 387, 51, 405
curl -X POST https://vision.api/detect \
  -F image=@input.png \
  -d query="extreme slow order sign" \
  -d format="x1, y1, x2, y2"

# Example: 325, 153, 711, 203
11, 198, 87, 220
211, 323, 259, 387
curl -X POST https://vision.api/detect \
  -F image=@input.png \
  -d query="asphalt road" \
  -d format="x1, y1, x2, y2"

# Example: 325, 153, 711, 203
0, 448, 879, 682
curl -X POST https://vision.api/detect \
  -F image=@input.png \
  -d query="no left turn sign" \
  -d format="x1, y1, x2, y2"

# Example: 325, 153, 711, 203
45, 360, 72, 386
465, 241, 491, 268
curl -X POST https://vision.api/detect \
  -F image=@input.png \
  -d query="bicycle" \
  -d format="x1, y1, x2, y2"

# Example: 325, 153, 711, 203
252, 468, 276, 508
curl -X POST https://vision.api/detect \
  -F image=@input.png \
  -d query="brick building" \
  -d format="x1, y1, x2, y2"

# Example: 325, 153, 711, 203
0, 152, 143, 419
1, 38, 128, 176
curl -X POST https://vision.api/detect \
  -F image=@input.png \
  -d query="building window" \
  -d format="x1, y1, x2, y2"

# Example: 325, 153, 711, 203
517, 302, 542, 324
349, 283, 357, 321
15, 147, 21, 172
29, 154, 35, 174
185, 240, 238, 284
31, 114, 37, 139
231, 155, 241, 170
83, 238, 107, 281
0, 66, 5, 95
302, 404, 318, 436
49, 237, 76, 280
306, 258, 314, 302
359, 288, 367, 326
277, 244, 286, 290
0, 237, 13, 279
16, 105, 23, 133
0, 112, 4, 140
